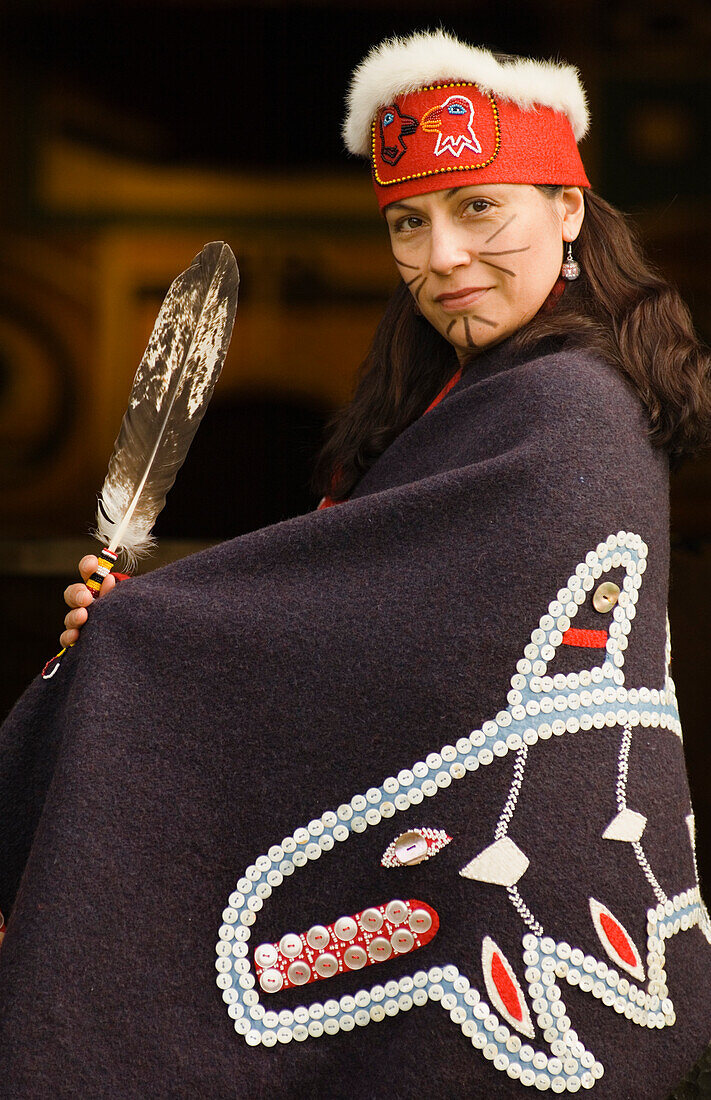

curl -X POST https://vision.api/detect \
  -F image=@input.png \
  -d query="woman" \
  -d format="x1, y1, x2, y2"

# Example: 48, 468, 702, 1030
3, 30, 711, 1099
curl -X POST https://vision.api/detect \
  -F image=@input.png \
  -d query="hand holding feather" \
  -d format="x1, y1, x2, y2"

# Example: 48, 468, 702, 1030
85, 241, 239, 595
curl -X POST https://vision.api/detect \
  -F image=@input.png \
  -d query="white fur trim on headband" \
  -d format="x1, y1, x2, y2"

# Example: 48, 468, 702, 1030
343, 29, 589, 156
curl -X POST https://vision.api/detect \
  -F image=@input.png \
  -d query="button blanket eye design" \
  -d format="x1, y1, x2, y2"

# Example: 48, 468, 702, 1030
217, 532, 711, 1088
381, 827, 452, 867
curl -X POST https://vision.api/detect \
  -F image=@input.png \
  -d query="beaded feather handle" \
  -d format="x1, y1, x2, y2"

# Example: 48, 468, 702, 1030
85, 241, 239, 596
85, 548, 120, 599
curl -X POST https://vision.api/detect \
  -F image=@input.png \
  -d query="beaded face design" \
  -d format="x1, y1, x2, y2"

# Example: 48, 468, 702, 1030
379, 103, 418, 167
216, 532, 711, 1091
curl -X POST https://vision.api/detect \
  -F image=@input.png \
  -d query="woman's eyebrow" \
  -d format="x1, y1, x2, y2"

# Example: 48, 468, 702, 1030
387, 186, 495, 215
449, 186, 505, 197
387, 201, 424, 213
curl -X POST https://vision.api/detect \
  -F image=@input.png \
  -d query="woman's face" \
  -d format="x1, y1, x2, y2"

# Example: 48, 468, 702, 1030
384, 183, 585, 362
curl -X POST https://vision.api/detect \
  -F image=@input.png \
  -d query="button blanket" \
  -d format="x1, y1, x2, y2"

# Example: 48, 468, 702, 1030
1, 337, 709, 1098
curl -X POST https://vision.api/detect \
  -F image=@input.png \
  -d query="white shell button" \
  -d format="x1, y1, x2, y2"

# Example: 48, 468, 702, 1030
408, 908, 432, 934
334, 917, 358, 941
306, 925, 331, 951
394, 831, 428, 865
391, 929, 415, 953
254, 944, 278, 968
385, 900, 409, 924
287, 961, 311, 985
344, 946, 368, 970
279, 933, 303, 958
259, 969, 284, 993
368, 937, 393, 961
360, 908, 384, 932
314, 953, 339, 977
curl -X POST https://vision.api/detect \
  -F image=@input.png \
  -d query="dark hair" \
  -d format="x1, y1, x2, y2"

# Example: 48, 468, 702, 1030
312, 187, 711, 501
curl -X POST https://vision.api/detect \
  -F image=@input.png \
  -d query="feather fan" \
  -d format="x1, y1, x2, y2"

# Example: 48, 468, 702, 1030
94, 241, 239, 571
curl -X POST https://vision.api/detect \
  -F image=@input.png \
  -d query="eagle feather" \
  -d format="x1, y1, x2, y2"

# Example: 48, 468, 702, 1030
94, 241, 239, 570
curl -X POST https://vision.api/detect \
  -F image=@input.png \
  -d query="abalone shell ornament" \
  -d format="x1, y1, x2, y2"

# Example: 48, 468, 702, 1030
561, 241, 581, 280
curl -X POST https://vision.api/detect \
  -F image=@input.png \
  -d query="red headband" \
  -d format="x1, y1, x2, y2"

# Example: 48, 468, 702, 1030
371, 83, 590, 210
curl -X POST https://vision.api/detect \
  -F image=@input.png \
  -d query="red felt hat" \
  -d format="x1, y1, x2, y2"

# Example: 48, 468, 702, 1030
344, 31, 591, 210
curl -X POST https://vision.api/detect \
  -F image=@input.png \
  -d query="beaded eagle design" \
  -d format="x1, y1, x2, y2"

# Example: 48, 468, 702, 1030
216, 532, 711, 1091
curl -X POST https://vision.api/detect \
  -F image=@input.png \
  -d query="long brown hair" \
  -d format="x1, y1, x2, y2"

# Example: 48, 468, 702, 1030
312, 187, 711, 501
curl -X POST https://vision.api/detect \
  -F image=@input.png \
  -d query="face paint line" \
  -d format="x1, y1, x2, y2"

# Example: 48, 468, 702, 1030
480, 259, 516, 277
392, 254, 419, 270
484, 214, 516, 244
478, 247, 531, 257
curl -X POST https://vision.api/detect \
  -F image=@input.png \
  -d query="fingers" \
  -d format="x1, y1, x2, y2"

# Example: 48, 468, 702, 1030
64, 582, 93, 610
60, 556, 119, 648
78, 555, 99, 582
66, 564, 117, 608
100, 572, 116, 598
59, 626, 80, 649
64, 605, 88, 632
59, 595, 90, 649
60, 596, 88, 649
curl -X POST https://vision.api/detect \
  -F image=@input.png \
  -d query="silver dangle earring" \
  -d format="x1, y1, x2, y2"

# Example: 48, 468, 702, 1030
561, 241, 580, 280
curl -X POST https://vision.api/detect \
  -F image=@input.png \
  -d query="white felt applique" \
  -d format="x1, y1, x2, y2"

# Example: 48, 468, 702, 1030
459, 836, 529, 886
602, 807, 647, 843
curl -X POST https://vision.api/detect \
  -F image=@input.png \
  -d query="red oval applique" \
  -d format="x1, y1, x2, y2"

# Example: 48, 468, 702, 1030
481, 935, 535, 1038
599, 911, 636, 969
492, 950, 523, 1021
589, 897, 645, 980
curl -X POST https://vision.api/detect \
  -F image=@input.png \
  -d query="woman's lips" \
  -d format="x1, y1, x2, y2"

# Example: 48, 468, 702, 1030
436, 287, 491, 312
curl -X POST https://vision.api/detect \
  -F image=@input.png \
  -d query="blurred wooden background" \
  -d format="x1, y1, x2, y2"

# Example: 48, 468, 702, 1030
0, 0, 709, 882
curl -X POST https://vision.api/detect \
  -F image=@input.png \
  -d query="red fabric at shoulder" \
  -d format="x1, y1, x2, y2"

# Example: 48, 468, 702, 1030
424, 367, 462, 414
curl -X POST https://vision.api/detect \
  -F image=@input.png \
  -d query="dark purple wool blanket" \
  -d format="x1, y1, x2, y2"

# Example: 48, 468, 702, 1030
1, 337, 709, 1098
